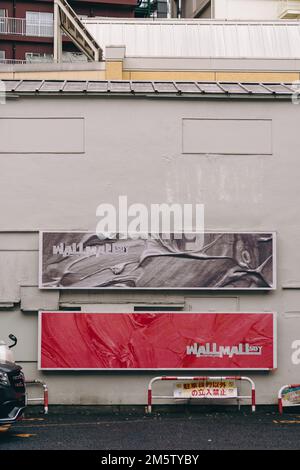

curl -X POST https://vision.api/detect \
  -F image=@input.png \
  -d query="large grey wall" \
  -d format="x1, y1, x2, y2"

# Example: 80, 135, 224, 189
0, 94, 300, 405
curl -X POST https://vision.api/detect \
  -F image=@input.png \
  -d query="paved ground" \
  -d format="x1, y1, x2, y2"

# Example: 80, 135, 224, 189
0, 407, 300, 450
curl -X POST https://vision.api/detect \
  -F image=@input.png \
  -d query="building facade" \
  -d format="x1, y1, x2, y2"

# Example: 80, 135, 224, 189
2, 18, 300, 82
0, 80, 299, 405
82, 19, 300, 82
0, 0, 138, 63
180, 0, 300, 19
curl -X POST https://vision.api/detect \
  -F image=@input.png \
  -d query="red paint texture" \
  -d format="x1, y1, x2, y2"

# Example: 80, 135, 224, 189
40, 312, 275, 370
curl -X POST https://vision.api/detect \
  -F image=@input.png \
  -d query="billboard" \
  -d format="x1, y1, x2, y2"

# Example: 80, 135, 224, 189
38, 312, 276, 370
282, 386, 300, 407
39, 232, 276, 290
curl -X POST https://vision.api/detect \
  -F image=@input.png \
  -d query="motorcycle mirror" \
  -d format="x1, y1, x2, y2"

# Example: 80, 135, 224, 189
8, 334, 17, 349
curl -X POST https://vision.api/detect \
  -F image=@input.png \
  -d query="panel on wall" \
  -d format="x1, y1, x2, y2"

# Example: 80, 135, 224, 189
39, 232, 276, 290
0, 118, 84, 154
39, 311, 276, 370
0, 251, 38, 302
185, 296, 238, 311
20, 286, 59, 312
182, 118, 272, 155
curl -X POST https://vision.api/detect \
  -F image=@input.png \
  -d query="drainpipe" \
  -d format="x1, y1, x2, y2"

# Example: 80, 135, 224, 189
13, 0, 16, 61
212, 0, 215, 17
166, 0, 171, 18
177, 0, 182, 18
53, 0, 62, 63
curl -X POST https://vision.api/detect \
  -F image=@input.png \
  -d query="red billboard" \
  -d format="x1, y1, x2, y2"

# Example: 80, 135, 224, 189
39, 312, 276, 370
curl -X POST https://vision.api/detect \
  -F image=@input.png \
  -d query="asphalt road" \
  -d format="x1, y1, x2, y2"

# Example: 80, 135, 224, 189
0, 408, 300, 450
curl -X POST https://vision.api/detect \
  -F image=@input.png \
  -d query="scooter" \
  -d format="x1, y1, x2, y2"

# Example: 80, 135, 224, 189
0, 335, 26, 425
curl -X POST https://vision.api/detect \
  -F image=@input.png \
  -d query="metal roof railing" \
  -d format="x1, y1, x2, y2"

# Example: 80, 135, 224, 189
0, 53, 87, 65
0, 59, 27, 65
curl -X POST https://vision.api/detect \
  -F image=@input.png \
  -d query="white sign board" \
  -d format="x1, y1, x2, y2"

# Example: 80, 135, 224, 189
282, 386, 300, 407
174, 379, 237, 399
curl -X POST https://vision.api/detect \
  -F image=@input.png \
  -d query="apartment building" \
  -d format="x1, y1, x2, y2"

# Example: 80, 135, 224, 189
0, 0, 138, 63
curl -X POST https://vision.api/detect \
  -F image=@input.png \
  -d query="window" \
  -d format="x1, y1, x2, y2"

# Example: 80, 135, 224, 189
0, 51, 5, 63
0, 9, 7, 33
25, 11, 53, 37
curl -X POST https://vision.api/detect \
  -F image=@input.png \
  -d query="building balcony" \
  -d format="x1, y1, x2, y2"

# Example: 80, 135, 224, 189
0, 17, 54, 37
278, 0, 300, 18
0, 52, 87, 65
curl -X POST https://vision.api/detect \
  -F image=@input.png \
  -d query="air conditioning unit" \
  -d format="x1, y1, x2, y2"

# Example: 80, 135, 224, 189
278, 1, 300, 19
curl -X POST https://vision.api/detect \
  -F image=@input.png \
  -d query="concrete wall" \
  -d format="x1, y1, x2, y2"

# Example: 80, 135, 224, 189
214, 0, 280, 20
1, 59, 300, 82
183, 0, 284, 19
214, 0, 280, 19
1, 94, 300, 405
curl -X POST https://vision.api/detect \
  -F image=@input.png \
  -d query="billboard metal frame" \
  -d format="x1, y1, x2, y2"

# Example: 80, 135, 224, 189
39, 231, 277, 291
38, 310, 277, 371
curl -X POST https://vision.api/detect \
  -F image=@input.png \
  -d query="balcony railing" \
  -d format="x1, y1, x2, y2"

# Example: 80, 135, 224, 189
278, 0, 300, 18
0, 59, 27, 65
0, 53, 87, 65
0, 17, 54, 37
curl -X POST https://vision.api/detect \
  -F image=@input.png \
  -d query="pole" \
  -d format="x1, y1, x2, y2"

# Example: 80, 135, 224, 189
178, 0, 182, 18
53, 0, 62, 63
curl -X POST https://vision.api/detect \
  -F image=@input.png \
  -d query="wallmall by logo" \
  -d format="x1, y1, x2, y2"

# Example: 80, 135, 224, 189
187, 342, 262, 358
0, 80, 6, 105
95, 195, 205, 240
291, 340, 300, 365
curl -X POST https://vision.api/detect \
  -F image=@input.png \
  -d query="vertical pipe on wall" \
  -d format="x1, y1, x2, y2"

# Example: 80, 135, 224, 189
177, 0, 182, 18
211, 0, 215, 18
53, 0, 62, 63
166, 0, 171, 18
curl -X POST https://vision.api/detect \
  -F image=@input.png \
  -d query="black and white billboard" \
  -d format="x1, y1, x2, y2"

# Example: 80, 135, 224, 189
39, 232, 276, 290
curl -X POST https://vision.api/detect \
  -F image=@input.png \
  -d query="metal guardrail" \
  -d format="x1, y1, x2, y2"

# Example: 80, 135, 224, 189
0, 53, 87, 65
0, 17, 53, 37
25, 380, 49, 414
0, 59, 26, 65
147, 376, 256, 414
